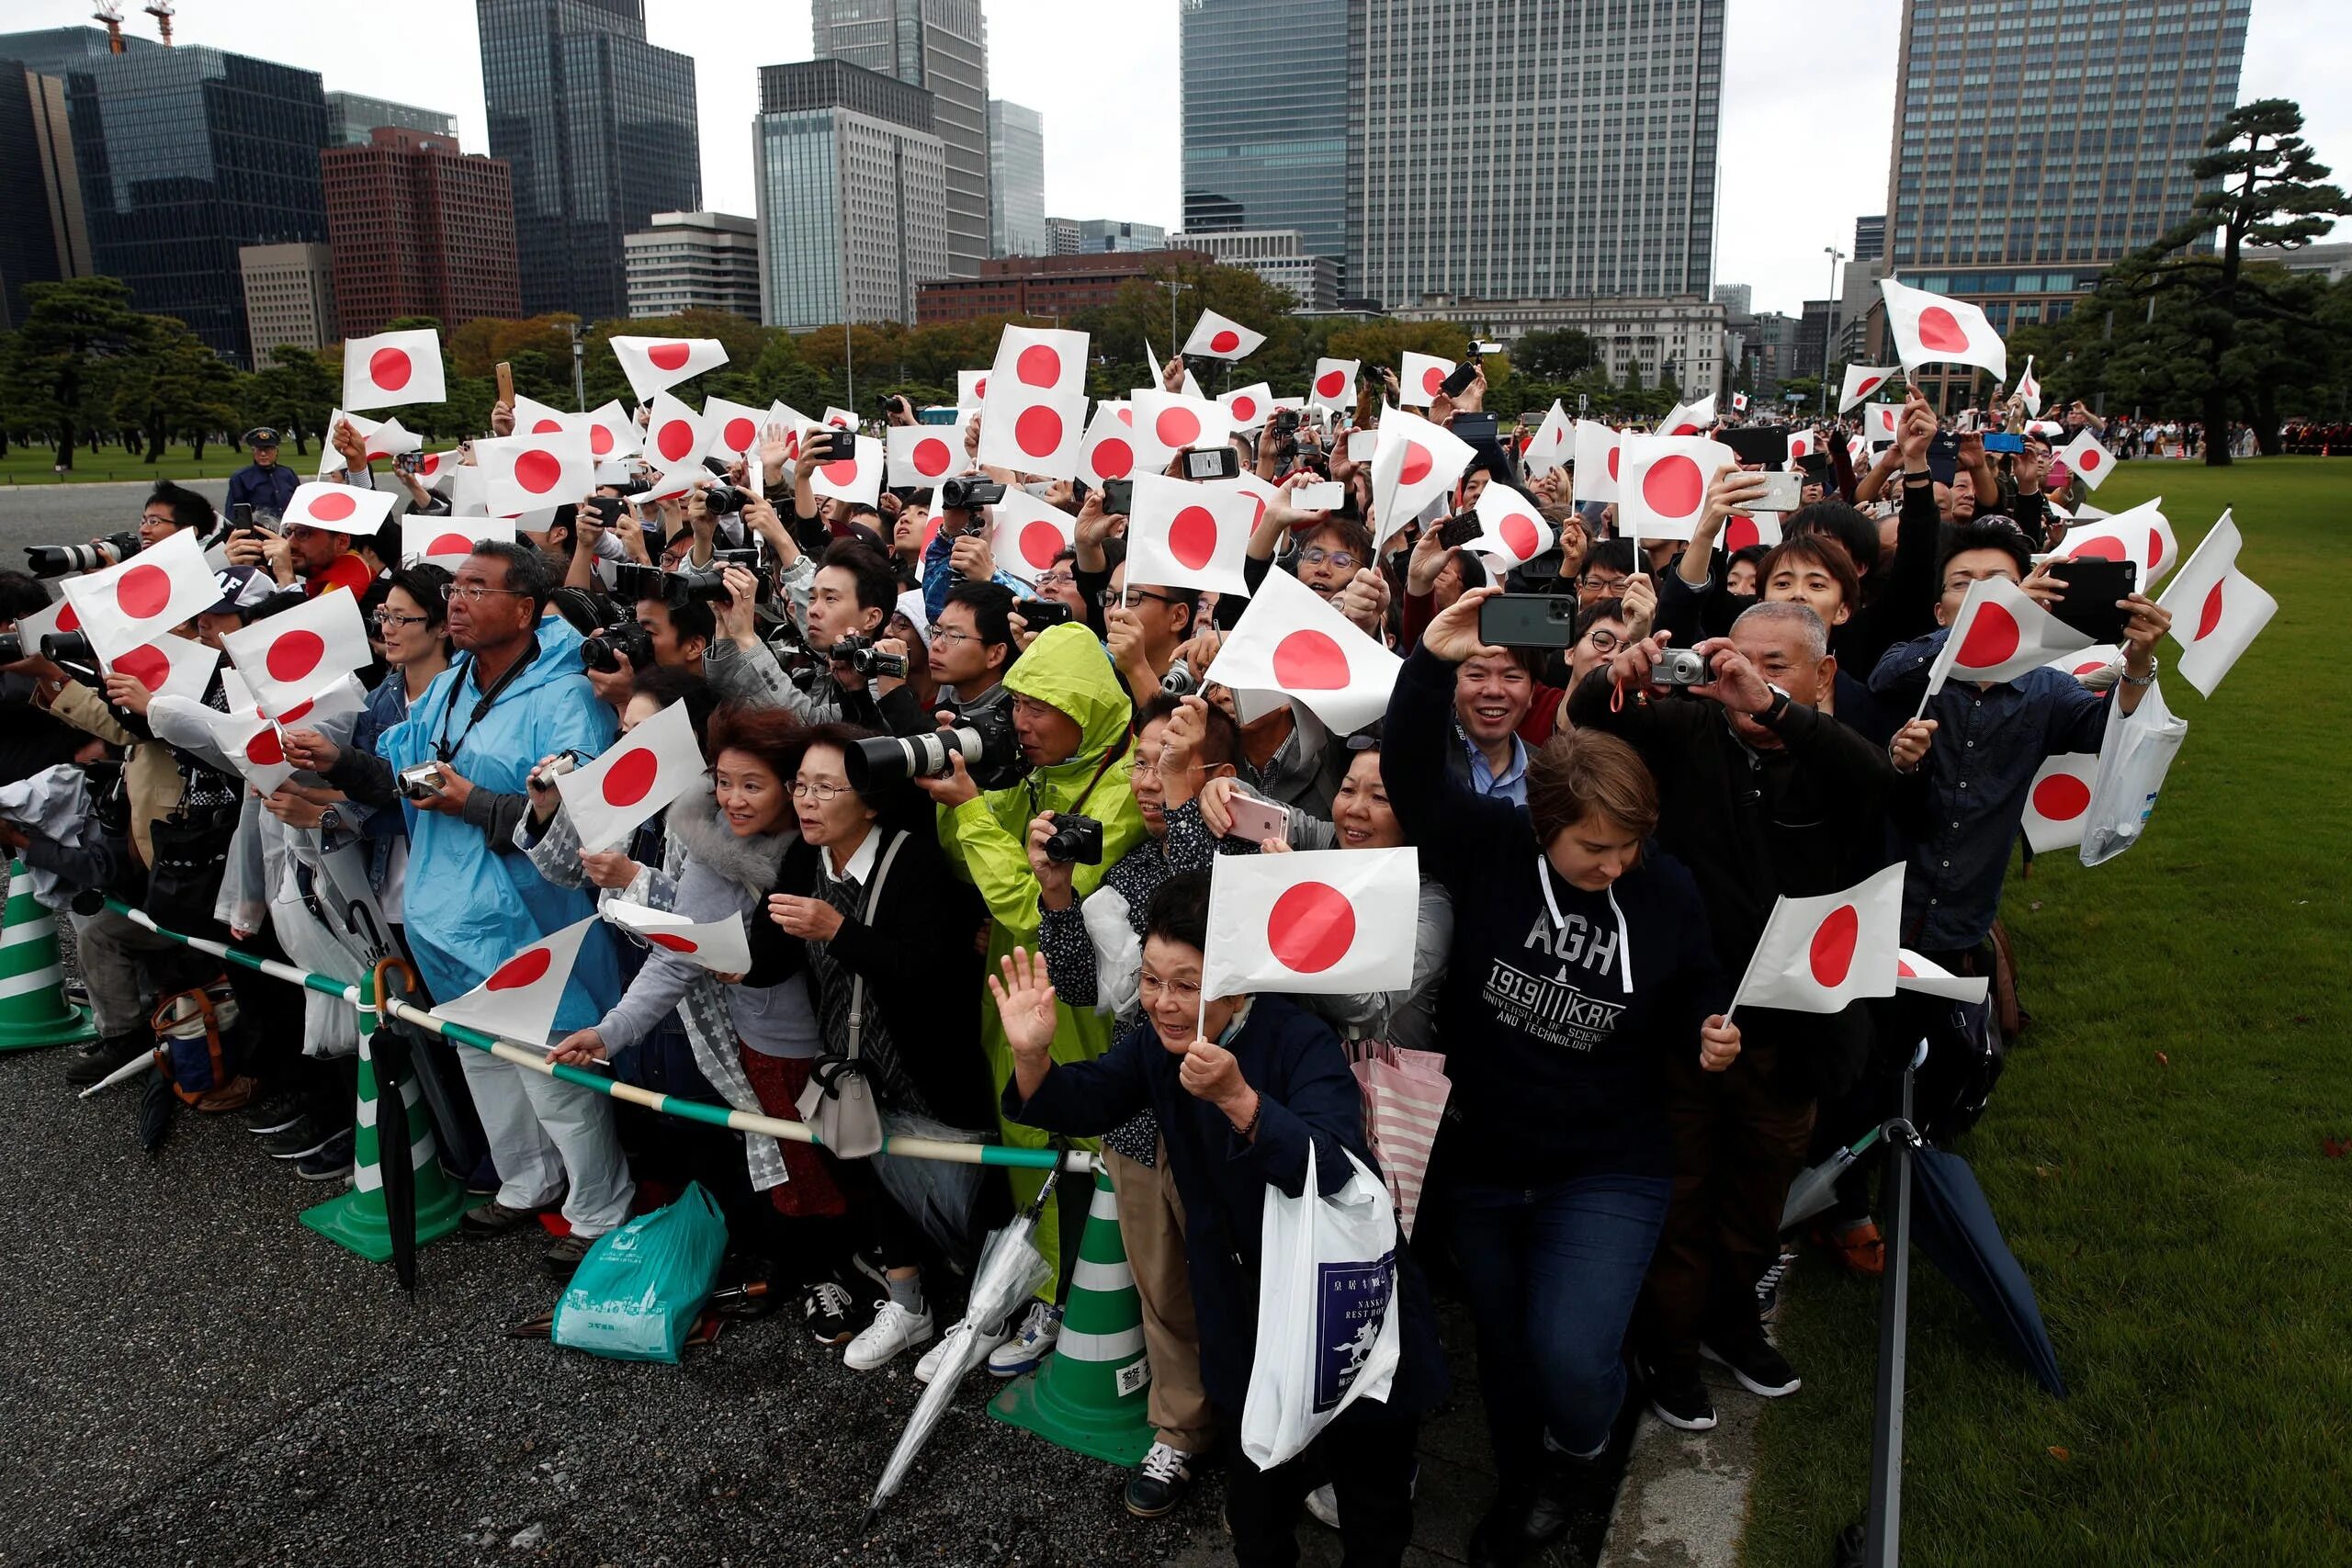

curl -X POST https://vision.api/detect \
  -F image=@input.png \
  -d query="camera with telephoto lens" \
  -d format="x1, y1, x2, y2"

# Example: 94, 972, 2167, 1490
27, 532, 141, 579
581, 615, 655, 674
845, 700, 1024, 791
829, 631, 906, 681
701, 481, 747, 517
530, 750, 586, 792
940, 476, 1006, 510
1042, 812, 1103, 866
40, 631, 96, 666
396, 761, 449, 800
1014, 597, 1072, 630
1652, 647, 1708, 688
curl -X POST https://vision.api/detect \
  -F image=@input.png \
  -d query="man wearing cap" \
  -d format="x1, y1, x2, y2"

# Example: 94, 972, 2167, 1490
228, 428, 300, 523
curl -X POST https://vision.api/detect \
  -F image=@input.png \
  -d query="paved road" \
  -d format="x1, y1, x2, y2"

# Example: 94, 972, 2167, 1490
0, 478, 231, 572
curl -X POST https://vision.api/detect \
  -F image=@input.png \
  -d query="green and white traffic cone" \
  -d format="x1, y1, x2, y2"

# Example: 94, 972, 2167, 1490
300, 997, 472, 1262
989, 1166, 1156, 1466
0, 858, 98, 1051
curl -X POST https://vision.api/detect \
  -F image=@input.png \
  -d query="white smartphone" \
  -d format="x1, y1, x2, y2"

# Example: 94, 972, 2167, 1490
1290, 481, 1345, 512
1346, 431, 1378, 462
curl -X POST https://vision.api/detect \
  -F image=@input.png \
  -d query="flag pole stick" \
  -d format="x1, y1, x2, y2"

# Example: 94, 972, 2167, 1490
1719, 912, 1776, 1030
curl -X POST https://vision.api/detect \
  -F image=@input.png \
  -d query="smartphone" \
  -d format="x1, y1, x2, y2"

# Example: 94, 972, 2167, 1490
1222, 793, 1291, 844
1436, 511, 1485, 548
1102, 478, 1135, 514
1721, 425, 1791, 467
494, 361, 514, 407
2049, 558, 2138, 643
1984, 433, 2025, 454
1451, 412, 1500, 446
1346, 431, 1378, 462
582, 495, 625, 528
1478, 593, 1581, 649
393, 451, 422, 476
1181, 446, 1240, 482
1438, 360, 1478, 399
232, 502, 254, 529
1290, 481, 1344, 512
1745, 471, 1804, 513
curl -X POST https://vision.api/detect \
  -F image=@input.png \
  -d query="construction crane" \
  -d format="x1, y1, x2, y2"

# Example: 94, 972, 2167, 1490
144, 0, 175, 45
93, 0, 125, 52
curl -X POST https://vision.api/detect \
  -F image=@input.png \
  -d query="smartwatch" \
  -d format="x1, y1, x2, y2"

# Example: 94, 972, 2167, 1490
1757, 684, 1792, 725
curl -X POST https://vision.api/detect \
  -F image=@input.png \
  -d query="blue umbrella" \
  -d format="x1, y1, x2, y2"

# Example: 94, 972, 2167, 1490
1907, 1145, 2067, 1398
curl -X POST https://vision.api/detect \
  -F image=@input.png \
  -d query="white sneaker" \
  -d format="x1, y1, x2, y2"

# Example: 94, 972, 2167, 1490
843, 1298, 933, 1371
1304, 1483, 1340, 1529
913, 1317, 1009, 1384
986, 1301, 1064, 1377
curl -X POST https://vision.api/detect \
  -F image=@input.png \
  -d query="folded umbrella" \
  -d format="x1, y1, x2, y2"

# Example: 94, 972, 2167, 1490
1908, 1145, 2067, 1398
1781, 1124, 1885, 1233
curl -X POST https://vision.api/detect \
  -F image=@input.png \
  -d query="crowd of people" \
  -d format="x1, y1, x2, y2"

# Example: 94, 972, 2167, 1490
6, 344, 2181, 1568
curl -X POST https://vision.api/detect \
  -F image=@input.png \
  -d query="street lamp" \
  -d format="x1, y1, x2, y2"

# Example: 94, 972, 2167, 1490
1820, 245, 1846, 419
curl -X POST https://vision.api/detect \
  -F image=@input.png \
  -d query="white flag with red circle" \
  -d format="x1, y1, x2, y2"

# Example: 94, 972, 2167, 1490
341, 328, 445, 412
1522, 400, 1573, 478
1721, 513, 1783, 553
2155, 510, 2275, 697
1896, 948, 1990, 1004
1786, 429, 1818, 464
282, 480, 398, 539
603, 899, 752, 975
1839, 365, 1898, 413
1204, 564, 1398, 734
1126, 472, 1255, 598
510, 394, 574, 439
2061, 496, 2176, 582
553, 695, 707, 853
431, 916, 597, 1047
2016, 355, 2043, 416
992, 489, 1077, 577
208, 707, 299, 795
888, 424, 964, 489
413, 447, 465, 494
976, 325, 1090, 479
1397, 352, 1453, 408
364, 418, 423, 464
1658, 395, 1716, 437
701, 397, 767, 462
107, 632, 220, 705
765, 401, 813, 463
1881, 277, 2007, 382
610, 335, 728, 403
1923, 574, 2091, 697
822, 406, 857, 432
1465, 482, 1555, 573
1731, 391, 1749, 413
1863, 403, 1902, 444
1183, 309, 1265, 361
2021, 751, 2099, 852
1615, 434, 1736, 544
641, 391, 707, 474
1848, 434, 1871, 471
475, 428, 593, 517
220, 588, 373, 717
809, 434, 883, 507
956, 369, 989, 417
2054, 428, 2116, 491
1199, 846, 1419, 1002
1077, 403, 1165, 487
1730, 862, 1904, 1016
402, 516, 516, 569
1370, 406, 1475, 546
315, 409, 378, 479
1572, 420, 1621, 502
2043, 642, 2121, 682
583, 400, 641, 463
1308, 357, 1359, 410
61, 527, 227, 666
1133, 389, 1231, 455
1220, 382, 1274, 430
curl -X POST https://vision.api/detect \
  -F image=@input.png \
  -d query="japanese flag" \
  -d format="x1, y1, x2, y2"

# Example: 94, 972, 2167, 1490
1786, 429, 1818, 464
431, 916, 597, 1048
2043, 642, 2122, 682
402, 516, 516, 569
2061, 496, 2177, 582
993, 489, 1077, 577
1522, 400, 1573, 478
1881, 277, 2007, 382
610, 335, 728, 403
510, 394, 576, 438
361, 418, 423, 464
1572, 420, 1621, 502
1848, 434, 1871, 471
342, 328, 445, 412
1077, 403, 1164, 487
1204, 565, 1399, 734
315, 410, 379, 479
1183, 309, 1265, 361
1659, 394, 1716, 437
701, 397, 767, 462
766, 400, 814, 463
1730, 863, 1904, 1016
1923, 574, 2091, 697
1220, 382, 1274, 430
208, 707, 298, 795
822, 406, 857, 432
1126, 472, 1256, 598
977, 324, 1091, 479
956, 369, 988, 417
809, 434, 883, 507
283, 480, 397, 538
476, 428, 593, 517
1896, 949, 1990, 1004
1398, 352, 1453, 408
584, 400, 641, 463
888, 423, 964, 489
1839, 365, 1898, 412
1616, 434, 1736, 544
1864, 403, 1902, 444
107, 632, 220, 705
2021, 752, 2099, 852
642, 391, 707, 473
1199, 847, 1420, 1001
1370, 405, 1475, 545
2155, 510, 2275, 697
604, 900, 752, 975
1465, 481, 1555, 572
2016, 356, 2043, 416
554, 696, 707, 853
1133, 389, 1232, 454
1731, 391, 1749, 413
61, 528, 224, 665
1721, 513, 1784, 554
2055, 428, 2115, 491
413, 447, 465, 494
1309, 357, 1359, 410
220, 588, 372, 717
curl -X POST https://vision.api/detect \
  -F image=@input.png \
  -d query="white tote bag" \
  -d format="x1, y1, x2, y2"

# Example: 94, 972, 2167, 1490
1239, 1142, 1402, 1469
2079, 677, 2188, 867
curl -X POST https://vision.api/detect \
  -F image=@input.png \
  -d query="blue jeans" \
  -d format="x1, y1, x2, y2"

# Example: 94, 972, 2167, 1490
1449, 1173, 1673, 1475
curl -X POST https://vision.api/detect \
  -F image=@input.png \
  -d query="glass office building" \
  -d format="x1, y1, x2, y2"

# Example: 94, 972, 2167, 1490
1180, 0, 1350, 282
988, 98, 1046, 258
477, 0, 700, 323
0, 27, 327, 365
812, 0, 988, 280
324, 90, 457, 147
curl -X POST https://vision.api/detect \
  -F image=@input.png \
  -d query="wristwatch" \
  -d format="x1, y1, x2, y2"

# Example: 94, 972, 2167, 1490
1755, 684, 1793, 724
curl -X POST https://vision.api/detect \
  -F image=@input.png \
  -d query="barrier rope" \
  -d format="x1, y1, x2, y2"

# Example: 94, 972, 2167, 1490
106, 899, 1091, 1175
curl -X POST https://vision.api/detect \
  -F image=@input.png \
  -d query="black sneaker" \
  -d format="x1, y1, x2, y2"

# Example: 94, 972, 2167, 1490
459, 1200, 546, 1239
259, 1115, 335, 1160
1124, 1442, 1194, 1518
1645, 1359, 1718, 1430
543, 1232, 595, 1280
294, 1129, 356, 1182
1468, 1480, 1563, 1568
848, 1244, 890, 1294
803, 1279, 857, 1346
1702, 1325, 1802, 1398
63, 1032, 150, 1089
244, 1093, 306, 1136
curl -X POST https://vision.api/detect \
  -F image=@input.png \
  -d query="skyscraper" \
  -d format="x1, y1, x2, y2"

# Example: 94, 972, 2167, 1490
1180, 0, 1350, 276
324, 90, 458, 147
811, 0, 988, 280
476, 0, 700, 323
988, 98, 1046, 258
322, 128, 521, 339
1852, 213, 1886, 264
0, 60, 90, 330
1347, 0, 1723, 310
0, 26, 328, 364
1883, 0, 2249, 400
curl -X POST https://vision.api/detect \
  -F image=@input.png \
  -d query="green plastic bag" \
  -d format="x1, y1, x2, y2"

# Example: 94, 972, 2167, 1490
550, 1182, 729, 1363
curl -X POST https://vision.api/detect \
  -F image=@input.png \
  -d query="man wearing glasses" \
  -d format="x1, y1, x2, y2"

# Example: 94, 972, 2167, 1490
1102, 558, 1197, 703
930, 580, 1017, 733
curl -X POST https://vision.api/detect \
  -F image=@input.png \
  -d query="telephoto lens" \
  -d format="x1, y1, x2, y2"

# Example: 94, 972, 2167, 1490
40, 631, 96, 665
24, 531, 139, 579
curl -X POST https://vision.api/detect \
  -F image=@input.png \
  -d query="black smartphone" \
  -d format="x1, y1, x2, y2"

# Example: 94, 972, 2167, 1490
232, 503, 254, 529
1439, 360, 1479, 399
1721, 426, 1792, 467
1451, 412, 1500, 446
1478, 593, 1581, 649
1102, 478, 1135, 514
582, 495, 626, 528
1926, 433, 1960, 486
1436, 511, 1484, 548
2048, 558, 2138, 643
1181, 447, 1240, 481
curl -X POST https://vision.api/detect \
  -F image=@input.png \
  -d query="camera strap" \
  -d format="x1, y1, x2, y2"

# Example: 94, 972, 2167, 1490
1067, 727, 1131, 816
435, 635, 540, 763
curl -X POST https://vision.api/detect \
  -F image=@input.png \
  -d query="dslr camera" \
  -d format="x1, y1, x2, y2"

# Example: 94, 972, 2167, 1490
829, 631, 907, 682
27, 531, 141, 579
846, 700, 1025, 792
581, 615, 655, 675
1041, 813, 1104, 865
40, 631, 98, 667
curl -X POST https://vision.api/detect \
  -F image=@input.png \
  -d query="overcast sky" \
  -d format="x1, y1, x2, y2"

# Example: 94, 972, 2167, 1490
4, 0, 2337, 318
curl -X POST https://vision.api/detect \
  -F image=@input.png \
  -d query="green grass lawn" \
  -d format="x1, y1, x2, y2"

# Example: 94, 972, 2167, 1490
0, 442, 298, 485
1745, 457, 2352, 1566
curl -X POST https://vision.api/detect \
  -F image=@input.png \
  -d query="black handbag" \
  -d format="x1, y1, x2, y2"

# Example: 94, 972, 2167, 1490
144, 804, 238, 929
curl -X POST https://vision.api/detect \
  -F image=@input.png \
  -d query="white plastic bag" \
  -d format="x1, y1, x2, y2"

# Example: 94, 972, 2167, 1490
1239, 1142, 1401, 1469
2079, 677, 2188, 866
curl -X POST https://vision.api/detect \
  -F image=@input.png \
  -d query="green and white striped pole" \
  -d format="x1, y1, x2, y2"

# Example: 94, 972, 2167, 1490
300, 987, 474, 1261
0, 858, 98, 1051
989, 1166, 1156, 1466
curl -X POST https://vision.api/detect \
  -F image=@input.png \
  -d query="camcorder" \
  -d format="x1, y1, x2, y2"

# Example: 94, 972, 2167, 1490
941, 476, 1006, 510
396, 761, 449, 800
27, 531, 141, 579
1041, 812, 1104, 865
829, 631, 907, 682
845, 701, 1024, 792
1014, 597, 1073, 630
530, 751, 586, 792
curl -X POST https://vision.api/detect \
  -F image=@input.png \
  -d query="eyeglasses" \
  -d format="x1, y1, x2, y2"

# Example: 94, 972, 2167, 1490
789, 779, 853, 802
1297, 547, 1359, 571
1098, 588, 1193, 611
1138, 972, 1203, 1003
371, 611, 431, 629
1135, 751, 1204, 779
1581, 628, 1622, 654
929, 627, 982, 648
1580, 573, 1629, 592
441, 583, 530, 604
1034, 570, 1076, 590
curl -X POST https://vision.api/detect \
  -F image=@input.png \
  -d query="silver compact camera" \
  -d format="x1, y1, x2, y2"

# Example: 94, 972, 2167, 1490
396, 761, 449, 800
1652, 647, 1709, 688
530, 751, 583, 792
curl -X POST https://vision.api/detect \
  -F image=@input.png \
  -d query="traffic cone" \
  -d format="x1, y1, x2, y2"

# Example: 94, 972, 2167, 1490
989, 1166, 1156, 1466
300, 1000, 473, 1261
0, 858, 98, 1051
